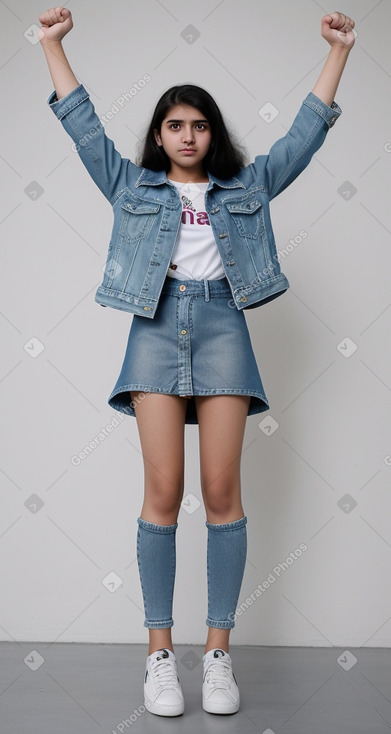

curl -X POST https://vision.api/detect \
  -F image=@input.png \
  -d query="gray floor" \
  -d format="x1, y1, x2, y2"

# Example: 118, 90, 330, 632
1, 642, 390, 733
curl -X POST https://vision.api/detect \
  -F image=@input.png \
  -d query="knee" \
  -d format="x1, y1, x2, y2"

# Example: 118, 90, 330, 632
144, 478, 184, 516
201, 481, 239, 517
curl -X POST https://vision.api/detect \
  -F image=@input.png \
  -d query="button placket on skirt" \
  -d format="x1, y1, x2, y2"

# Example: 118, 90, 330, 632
177, 288, 193, 396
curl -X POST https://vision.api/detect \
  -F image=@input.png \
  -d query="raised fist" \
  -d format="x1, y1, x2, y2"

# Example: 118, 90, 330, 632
38, 7, 73, 43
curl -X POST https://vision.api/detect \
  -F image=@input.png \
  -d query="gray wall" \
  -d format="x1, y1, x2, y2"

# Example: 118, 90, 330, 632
1, 0, 390, 647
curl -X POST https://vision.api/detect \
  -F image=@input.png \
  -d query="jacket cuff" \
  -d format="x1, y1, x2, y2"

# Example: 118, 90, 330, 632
302, 91, 342, 128
47, 83, 90, 120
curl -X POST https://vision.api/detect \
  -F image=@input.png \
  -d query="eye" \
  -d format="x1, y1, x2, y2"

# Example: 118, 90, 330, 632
167, 122, 209, 130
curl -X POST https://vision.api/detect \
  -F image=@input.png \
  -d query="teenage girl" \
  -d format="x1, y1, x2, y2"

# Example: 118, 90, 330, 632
39, 7, 355, 718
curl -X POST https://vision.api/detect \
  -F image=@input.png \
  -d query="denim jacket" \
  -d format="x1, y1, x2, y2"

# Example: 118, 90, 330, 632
47, 84, 341, 318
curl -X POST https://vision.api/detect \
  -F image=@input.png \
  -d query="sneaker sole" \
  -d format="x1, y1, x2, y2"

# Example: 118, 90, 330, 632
202, 698, 239, 714
145, 697, 184, 717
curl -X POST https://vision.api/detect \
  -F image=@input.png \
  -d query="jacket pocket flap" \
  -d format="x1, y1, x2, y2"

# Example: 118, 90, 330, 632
120, 199, 161, 214
226, 199, 262, 215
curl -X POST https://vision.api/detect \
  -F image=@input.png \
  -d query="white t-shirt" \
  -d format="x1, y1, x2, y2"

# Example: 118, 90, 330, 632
166, 179, 226, 280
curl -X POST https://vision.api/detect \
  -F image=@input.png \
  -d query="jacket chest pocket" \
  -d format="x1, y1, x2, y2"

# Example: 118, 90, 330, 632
119, 199, 161, 243
225, 198, 264, 240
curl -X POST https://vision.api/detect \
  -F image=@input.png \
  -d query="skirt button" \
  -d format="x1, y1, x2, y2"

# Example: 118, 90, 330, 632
179, 284, 187, 291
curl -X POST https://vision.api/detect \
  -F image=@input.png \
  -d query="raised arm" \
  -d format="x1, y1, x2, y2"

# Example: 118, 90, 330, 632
39, 6, 140, 204
38, 7, 79, 99
252, 10, 355, 201
312, 11, 356, 106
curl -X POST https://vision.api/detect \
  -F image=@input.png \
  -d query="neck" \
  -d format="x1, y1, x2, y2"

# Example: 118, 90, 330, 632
167, 163, 208, 183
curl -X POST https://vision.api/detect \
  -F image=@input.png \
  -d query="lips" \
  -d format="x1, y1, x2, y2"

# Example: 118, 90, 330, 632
180, 148, 196, 152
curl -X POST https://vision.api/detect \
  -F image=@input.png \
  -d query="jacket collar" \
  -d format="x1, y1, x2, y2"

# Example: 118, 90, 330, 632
135, 167, 245, 190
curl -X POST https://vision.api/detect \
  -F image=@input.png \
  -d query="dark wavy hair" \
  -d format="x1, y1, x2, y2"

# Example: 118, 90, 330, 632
135, 84, 248, 179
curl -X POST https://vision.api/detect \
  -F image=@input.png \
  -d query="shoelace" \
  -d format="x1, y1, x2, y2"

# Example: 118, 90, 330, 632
150, 658, 179, 691
205, 660, 232, 686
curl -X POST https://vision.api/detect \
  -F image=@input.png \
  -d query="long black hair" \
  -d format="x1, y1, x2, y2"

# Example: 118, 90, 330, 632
136, 84, 248, 179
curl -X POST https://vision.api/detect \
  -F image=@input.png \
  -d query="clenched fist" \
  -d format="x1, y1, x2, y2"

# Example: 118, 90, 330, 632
321, 12, 356, 49
38, 7, 73, 43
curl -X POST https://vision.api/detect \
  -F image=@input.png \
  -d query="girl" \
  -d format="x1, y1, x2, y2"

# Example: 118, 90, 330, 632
39, 7, 355, 718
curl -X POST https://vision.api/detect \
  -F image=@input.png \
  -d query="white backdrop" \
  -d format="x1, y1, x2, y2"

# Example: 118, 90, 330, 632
1, 0, 390, 647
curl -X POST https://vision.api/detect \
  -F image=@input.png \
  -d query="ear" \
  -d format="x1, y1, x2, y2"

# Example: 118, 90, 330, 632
153, 128, 162, 146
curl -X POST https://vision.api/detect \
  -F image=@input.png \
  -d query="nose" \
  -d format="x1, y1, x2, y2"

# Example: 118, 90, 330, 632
182, 126, 195, 143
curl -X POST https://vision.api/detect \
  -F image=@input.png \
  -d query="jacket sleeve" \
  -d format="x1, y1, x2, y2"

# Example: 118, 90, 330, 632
47, 83, 140, 204
253, 92, 342, 201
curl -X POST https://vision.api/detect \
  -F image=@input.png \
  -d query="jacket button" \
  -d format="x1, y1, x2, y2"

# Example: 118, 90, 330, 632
241, 297, 247, 302
179, 284, 186, 291
143, 306, 150, 310
180, 329, 187, 335
219, 233, 228, 238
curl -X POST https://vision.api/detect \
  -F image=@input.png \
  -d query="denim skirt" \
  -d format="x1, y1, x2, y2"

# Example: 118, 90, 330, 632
107, 275, 270, 425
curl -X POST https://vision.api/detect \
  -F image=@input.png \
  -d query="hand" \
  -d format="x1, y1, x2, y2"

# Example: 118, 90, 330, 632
38, 7, 73, 43
321, 11, 356, 49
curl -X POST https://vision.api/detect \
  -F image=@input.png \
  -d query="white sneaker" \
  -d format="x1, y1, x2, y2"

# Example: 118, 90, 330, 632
143, 648, 185, 716
202, 648, 240, 714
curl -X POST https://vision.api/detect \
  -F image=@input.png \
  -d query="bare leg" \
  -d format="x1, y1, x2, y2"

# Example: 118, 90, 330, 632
194, 394, 250, 654
130, 391, 188, 656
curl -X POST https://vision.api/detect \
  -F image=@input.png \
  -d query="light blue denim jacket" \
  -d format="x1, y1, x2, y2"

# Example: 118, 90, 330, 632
47, 84, 341, 318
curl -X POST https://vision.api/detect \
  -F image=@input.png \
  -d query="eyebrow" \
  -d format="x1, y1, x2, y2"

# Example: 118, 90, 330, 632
165, 118, 209, 123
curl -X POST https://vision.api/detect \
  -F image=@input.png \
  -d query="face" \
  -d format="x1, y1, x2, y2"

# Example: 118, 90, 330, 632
154, 104, 212, 179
